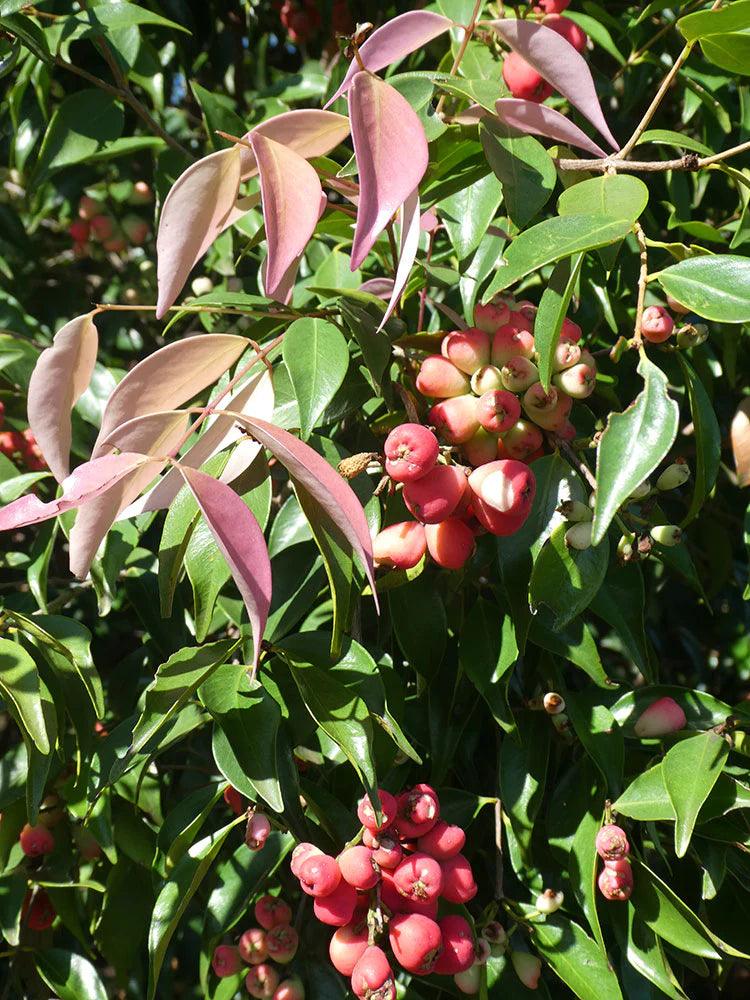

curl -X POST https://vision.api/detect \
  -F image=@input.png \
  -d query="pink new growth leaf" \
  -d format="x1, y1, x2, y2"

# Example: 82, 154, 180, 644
0, 453, 152, 533
251, 133, 324, 299
223, 414, 377, 605
488, 19, 619, 151
494, 98, 608, 158
93, 334, 248, 456
239, 109, 351, 180
156, 146, 242, 318
326, 11, 453, 107
179, 466, 272, 671
378, 188, 421, 331
27, 311, 99, 484
349, 73, 429, 270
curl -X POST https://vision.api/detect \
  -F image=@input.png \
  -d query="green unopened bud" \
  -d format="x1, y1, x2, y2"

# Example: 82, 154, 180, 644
656, 462, 690, 491
676, 323, 708, 349
565, 522, 593, 550
558, 500, 593, 522
535, 889, 564, 914
650, 524, 683, 547
617, 534, 637, 562
629, 481, 650, 500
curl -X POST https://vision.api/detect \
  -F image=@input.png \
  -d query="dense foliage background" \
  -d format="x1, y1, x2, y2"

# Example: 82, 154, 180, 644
1, 1, 750, 998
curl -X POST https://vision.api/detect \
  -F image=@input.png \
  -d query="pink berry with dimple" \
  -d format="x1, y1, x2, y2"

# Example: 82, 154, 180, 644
553, 363, 596, 399
266, 924, 298, 963
357, 789, 398, 833
642, 305, 675, 343
442, 328, 491, 374
338, 846, 380, 890
501, 356, 539, 393
417, 356, 471, 398
595, 824, 630, 861
633, 696, 687, 737
417, 819, 466, 860
313, 878, 359, 926
371, 835, 402, 870
290, 842, 321, 877
598, 864, 633, 900
245, 963, 280, 998
529, 391, 573, 432
19, 824, 54, 858
429, 395, 480, 444
441, 854, 478, 903
373, 522, 426, 570
212, 944, 242, 977
502, 420, 544, 461
403, 464, 468, 524
477, 390, 522, 435
329, 921, 369, 976
434, 914, 475, 974
393, 852, 443, 904
474, 301, 510, 332
239, 927, 268, 965
246, 813, 271, 851
395, 783, 440, 838
425, 518, 475, 570
384, 424, 439, 483
255, 895, 292, 930
389, 913, 443, 975
351, 946, 396, 999
491, 325, 535, 367
553, 342, 581, 372
298, 853, 341, 897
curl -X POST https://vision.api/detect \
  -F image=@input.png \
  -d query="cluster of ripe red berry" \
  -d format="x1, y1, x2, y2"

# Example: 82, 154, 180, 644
0, 403, 45, 471
596, 824, 633, 901
503, 1, 588, 103
211, 895, 304, 1000
289, 784, 491, 996
276, 0, 352, 48
68, 182, 152, 257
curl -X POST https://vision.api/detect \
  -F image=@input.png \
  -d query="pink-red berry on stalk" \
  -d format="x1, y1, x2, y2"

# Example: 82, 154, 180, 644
463, 428, 500, 467
290, 842, 322, 877
416, 356, 470, 398
351, 946, 396, 1000
501, 357, 539, 393
358, 789, 398, 833
395, 784, 440, 838
246, 963, 280, 998
434, 915, 475, 974
314, 879, 359, 926
403, 465, 468, 524
425, 518, 475, 570
21, 890, 55, 931
429, 395, 481, 445
389, 912, 443, 975
370, 834, 402, 870
442, 328, 491, 374
384, 424, 439, 483
477, 390, 522, 434
19, 823, 54, 858
491, 325, 535, 366
641, 305, 674, 343
338, 846, 380, 890
553, 363, 597, 399
373, 522, 426, 570
239, 927, 268, 965
224, 785, 244, 815
274, 976, 305, 1000
468, 460, 536, 519
633, 696, 687, 737
503, 52, 553, 103
474, 300, 510, 332
212, 944, 242, 977
595, 824, 629, 861
417, 819, 466, 860
440, 854, 478, 903
393, 852, 443, 904
552, 342, 582, 372
510, 950, 542, 989
255, 894, 292, 930
298, 853, 341, 897
246, 812, 271, 851
598, 864, 633, 901
329, 922, 369, 976
266, 924, 299, 963
542, 13, 587, 52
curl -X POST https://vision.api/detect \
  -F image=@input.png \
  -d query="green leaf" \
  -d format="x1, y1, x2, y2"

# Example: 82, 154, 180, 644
442, 172, 504, 260
676, 355, 721, 525
156, 783, 224, 872
529, 607, 612, 687
534, 254, 584, 391
589, 562, 652, 680
480, 120, 556, 229
200, 661, 284, 812
662, 731, 729, 857
339, 300, 392, 393
610, 904, 689, 1000
533, 914, 624, 1000
68, 1, 190, 34
530, 522, 609, 630
97, 861, 153, 982
629, 857, 721, 959
592, 355, 679, 544
0, 638, 49, 753
0, 12, 51, 62
483, 213, 633, 300
656, 255, 750, 322
435, 76, 503, 113
33, 90, 124, 184
700, 32, 750, 74
459, 600, 517, 733
388, 573, 447, 680
562, 683, 623, 794
499, 711, 549, 871
36, 949, 108, 1000
678, 1, 750, 40
282, 318, 349, 439
610, 685, 733, 734
558, 174, 649, 224
147, 817, 243, 1000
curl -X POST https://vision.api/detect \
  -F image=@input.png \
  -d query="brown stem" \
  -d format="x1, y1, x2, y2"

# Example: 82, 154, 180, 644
556, 437, 598, 492
435, 0, 484, 116
417, 230, 436, 332
632, 223, 648, 350
494, 797, 504, 900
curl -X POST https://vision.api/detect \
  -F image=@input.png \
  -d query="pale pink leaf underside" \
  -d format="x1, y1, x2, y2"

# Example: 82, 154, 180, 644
378, 188, 421, 332
0, 453, 151, 533
349, 73, 429, 271
731, 398, 750, 488
27, 311, 99, 484
92, 334, 248, 457
494, 98, 608, 158
326, 11, 453, 107
488, 19, 619, 151
251, 133, 324, 298
223, 414, 377, 606
239, 109, 351, 180
180, 466, 272, 670
156, 146, 242, 318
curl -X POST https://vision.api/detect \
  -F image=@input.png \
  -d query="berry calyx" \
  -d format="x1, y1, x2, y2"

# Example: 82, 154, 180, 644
535, 889, 564, 914
245, 963, 280, 998
477, 390, 522, 435
212, 944, 242, 977
395, 784, 440, 838
239, 927, 268, 965
246, 812, 271, 851
389, 912, 443, 975
266, 924, 299, 963
393, 852, 443, 903
500, 356, 539, 393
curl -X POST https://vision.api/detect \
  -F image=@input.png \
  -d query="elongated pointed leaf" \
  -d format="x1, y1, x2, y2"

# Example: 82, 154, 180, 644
663, 731, 729, 858
326, 11, 453, 106
534, 253, 584, 391
221, 415, 376, 603
27, 312, 98, 483
488, 18, 619, 150
282, 319, 349, 439
156, 146, 242, 318
251, 133, 323, 298
592, 356, 679, 544
656, 255, 750, 322
0, 453, 152, 532
533, 914, 624, 1000
494, 98, 608, 158
240, 109, 351, 180
349, 73, 428, 270
93, 334, 248, 455
179, 467, 271, 670
378, 188, 421, 331
0, 638, 49, 754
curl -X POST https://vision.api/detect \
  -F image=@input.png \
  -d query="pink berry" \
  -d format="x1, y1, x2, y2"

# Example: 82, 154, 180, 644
429, 395, 480, 444
266, 924, 298, 963
384, 423, 439, 483
470, 364, 504, 396
314, 879, 359, 926
454, 964, 482, 994
121, 213, 150, 245
595, 824, 630, 861
474, 300, 510, 332
69, 219, 90, 242
329, 921, 369, 976
78, 194, 103, 220
89, 214, 114, 241
245, 963, 280, 998
298, 853, 341, 898
471, 498, 528, 537
641, 306, 675, 343
373, 522, 427, 571
239, 927, 268, 965
463, 427, 500, 467
273, 975, 305, 1000
130, 180, 153, 204
255, 894, 292, 930
21, 890, 55, 931
425, 518, 476, 570
417, 819, 466, 860
442, 328, 491, 375
395, 784, 440, 838
598, 864, 633, 901
338, 846, 380, 890
605, 857, 633, 875
403, 464, 469, 524
502, 52, 553, 102
212, 944, 242, 977
552, 342, 582, 372
542, 13, 587, 52
501, 420, 544, 461
19, 823, 54, 858
441, 854, 478, 903
357, 788, 398, 833
416, 356, 470, 398
434, 914, 475, 974
553, 363, 597, 400
510, 951, 542, 989
500, 356, 539, 393
393, 852, 443, 904
529, 391, 573, 431
379, 870, 406, 915
224, 785, 244, 815
633, 696, 687, 737
290, 842, 321, 878
246, 813, 271, 851
351, 946, 396, 999
491, 325, 535, 367
468, 460, 536, 519
477, 390, 522, 435
533, 0, 570, 12
389, 912, 442, 975
371, 834, 402, 870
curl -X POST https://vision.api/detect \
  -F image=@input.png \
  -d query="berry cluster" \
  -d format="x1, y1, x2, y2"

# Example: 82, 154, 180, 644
596, 824, 633, 901
69, 182, 152, 257
211, 895, 304, 999
0, 422, 46, 472
290, 785, 489, 996
277, 0, 353, 48
503, 2, 588, 103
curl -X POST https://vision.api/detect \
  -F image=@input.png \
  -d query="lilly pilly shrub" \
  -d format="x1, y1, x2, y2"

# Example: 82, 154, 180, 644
1, 1, 750, 997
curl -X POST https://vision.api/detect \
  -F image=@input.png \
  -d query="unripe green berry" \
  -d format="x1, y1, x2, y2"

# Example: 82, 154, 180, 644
629, 481, 650, 500
656, 462, 690, 491
565, 522, 593, 550
676, 323, 708, 349
558, 499, 592, 522
535, 889, 564, 914
471, 365, 504, 395
650, 524, 682, 546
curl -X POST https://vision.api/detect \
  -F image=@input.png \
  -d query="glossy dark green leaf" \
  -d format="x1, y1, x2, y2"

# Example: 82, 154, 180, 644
96, 861, 153, 982
589, 562, 652, 680
282, 318, 349, 439
558, 174, 649, 223
563, 683, 623, 794
678, 1, 750, 39
68, 1, 190, 34
36, 949, 108, 1000
610, 904, 689, 1000
442, 172, 504, 260
0, 12, 51, 62
529, 607, 612, 687
676, 356, 721, 526
34, 90, 124, 184
530, 521, 609, 630
534, 254, 584, 391
700, 33, 750, 74
657, 255, 750, 322
499, 711, 549, 870
480, 120, 556, 229
0, 637, 49, 753
156, 783, 224, 873
662, 731, 729, 856
533, 914, 624, 1000
388, 572, 447, 680
459, 600, 517, 733
614, 764, 750, 822
592, 355, 679, 544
